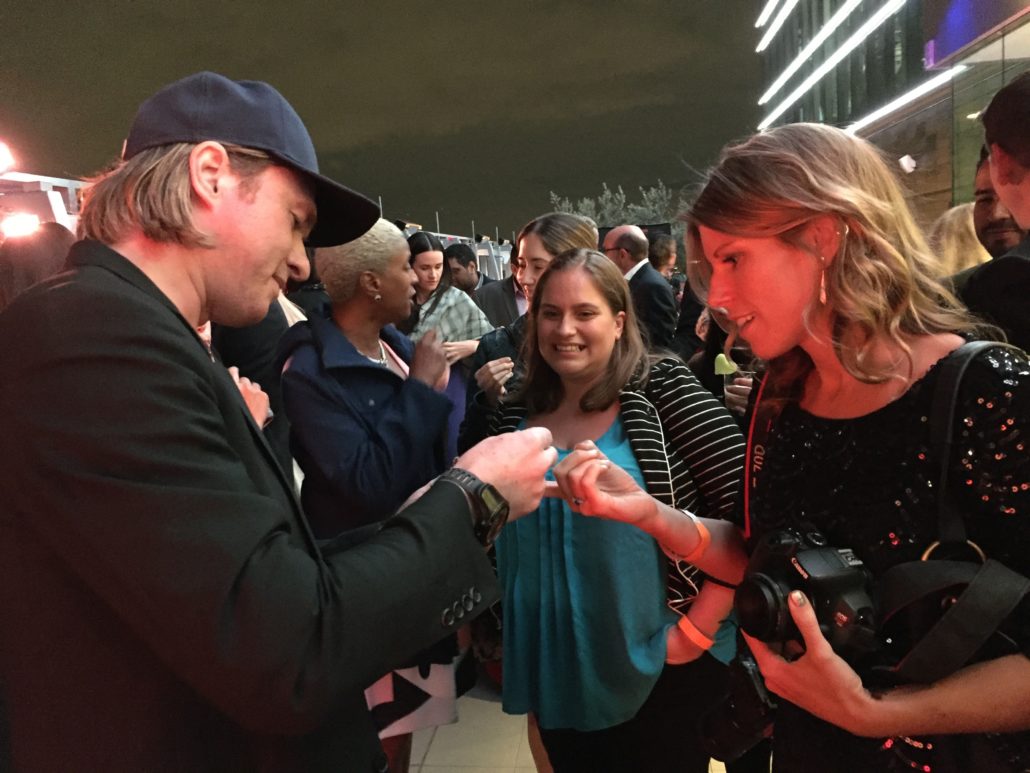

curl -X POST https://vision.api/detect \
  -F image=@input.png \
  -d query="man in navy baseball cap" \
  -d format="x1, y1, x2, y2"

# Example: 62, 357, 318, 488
0, 71, 558, 770
122, 71, 379, 247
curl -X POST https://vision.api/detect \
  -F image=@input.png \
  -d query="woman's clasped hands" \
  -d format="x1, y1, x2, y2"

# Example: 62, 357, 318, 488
544, 439, 657, 527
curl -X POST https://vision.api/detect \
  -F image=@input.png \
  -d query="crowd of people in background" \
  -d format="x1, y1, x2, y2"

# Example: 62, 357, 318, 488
0, 68, 1029, 773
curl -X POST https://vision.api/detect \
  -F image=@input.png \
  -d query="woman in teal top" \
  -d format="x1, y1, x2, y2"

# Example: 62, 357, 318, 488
490, 249, 748, 772
500, 419, 670, 731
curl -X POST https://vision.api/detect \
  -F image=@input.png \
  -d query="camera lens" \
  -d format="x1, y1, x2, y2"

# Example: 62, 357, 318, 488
735, 574, 790, 641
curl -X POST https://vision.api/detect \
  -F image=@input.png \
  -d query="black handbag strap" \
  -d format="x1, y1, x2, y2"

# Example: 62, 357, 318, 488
894, 559, 1030, 683
928, 340, 1005, 545
878, 559, 981, 618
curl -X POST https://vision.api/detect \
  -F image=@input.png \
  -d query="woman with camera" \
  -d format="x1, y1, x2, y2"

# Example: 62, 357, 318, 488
684, 123, 1030, 771
490, 248, 748, 772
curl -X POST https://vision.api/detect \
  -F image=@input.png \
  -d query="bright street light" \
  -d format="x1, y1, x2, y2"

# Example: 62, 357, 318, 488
1, 213, 41, 239
0, 142, 14, 174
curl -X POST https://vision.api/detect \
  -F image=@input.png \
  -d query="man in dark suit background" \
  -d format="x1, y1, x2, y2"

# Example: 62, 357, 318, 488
445, 242, 495, 298
0, 71, 556, 772
966, 74, 1030, 352
603, 224, 678, 349
474, 249, 525, 328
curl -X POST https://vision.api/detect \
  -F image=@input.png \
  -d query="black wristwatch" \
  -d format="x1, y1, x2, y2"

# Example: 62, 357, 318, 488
439, 468, 510, 547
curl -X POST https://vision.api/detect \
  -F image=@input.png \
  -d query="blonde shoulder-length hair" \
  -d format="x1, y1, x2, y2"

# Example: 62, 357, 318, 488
685, 122, 979, 399
927, 202, 991, 277
78, 143, 273, 248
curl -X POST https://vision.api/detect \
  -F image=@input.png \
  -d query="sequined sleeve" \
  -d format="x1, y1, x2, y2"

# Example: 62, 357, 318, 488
953, 347, 1030, 543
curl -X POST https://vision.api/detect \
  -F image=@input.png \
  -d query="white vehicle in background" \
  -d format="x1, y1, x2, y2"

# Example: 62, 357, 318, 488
0, 141, 84, 240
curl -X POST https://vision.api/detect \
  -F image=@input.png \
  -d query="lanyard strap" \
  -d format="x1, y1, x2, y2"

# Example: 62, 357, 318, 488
742, 373, 774, 540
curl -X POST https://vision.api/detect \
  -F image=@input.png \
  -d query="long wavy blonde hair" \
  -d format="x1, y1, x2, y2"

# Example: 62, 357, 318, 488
685, 123, 978, 400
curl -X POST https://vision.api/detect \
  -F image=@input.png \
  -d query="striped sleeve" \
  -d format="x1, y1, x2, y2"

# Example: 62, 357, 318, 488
648, 359, 745, 521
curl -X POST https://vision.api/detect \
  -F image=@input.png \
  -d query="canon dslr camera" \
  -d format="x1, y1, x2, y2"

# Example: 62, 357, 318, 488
735, 528, 878, 662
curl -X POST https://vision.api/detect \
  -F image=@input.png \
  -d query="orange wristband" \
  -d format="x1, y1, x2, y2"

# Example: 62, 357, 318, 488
677, 615, 715, 651
681, 511, 711, 564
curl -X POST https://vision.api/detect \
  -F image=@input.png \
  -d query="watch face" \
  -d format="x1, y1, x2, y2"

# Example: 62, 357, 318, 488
478, 483, 509, 545
481, 485, 505, 517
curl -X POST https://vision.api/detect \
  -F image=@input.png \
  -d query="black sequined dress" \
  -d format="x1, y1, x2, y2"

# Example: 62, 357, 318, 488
746, 345, 1030, 772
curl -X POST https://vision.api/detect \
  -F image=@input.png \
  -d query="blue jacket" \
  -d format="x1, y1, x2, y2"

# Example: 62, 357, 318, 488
279, 315, 453, 538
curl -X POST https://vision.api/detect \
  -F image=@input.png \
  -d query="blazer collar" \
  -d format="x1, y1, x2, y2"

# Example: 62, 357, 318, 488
69, 240, 193, 323
68, 240, 212, 353
69, 241, 313, 536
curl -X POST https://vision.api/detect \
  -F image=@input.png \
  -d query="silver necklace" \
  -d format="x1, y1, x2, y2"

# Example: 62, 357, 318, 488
365, 340, 388, 367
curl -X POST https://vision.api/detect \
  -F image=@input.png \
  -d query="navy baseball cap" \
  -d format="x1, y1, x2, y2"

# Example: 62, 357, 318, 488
122, 71, 379, 247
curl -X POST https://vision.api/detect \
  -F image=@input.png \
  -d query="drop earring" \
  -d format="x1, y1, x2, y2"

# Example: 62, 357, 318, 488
819, 259, 828, 305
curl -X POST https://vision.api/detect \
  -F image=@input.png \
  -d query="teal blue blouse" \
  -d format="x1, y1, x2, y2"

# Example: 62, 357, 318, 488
495, 416, 677, 731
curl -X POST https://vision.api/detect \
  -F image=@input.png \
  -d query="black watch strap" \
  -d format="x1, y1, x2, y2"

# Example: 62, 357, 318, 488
438, 468, 510, 547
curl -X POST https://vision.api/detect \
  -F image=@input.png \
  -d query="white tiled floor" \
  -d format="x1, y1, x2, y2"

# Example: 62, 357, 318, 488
410, 679, 532, 773
409, 678, 728, 773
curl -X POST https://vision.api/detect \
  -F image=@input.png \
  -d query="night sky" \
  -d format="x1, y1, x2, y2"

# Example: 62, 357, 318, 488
1, 0, 761, 238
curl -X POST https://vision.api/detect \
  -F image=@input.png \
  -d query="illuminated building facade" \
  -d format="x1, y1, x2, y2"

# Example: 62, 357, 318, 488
754, 0, 1030, 221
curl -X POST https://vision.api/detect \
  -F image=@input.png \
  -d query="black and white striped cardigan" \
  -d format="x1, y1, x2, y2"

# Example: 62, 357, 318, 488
489, 357, 746, 614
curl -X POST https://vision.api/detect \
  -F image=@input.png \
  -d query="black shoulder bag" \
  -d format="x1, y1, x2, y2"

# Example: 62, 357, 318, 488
878, 341, 1030, 684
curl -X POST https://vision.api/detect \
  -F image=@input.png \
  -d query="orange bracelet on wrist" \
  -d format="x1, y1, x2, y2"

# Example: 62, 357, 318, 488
677, 615, 715, 651
681, 511, 711, 564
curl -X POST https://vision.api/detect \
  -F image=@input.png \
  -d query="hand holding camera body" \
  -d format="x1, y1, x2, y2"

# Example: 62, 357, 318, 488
702, 527, 879, 762
735, 527, 879, 663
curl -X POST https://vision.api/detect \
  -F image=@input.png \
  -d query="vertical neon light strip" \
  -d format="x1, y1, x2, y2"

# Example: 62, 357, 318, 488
757, 0, 801, 52
759, 0, 864, 105
757, 0, 907, 130
845, 65, 967, 134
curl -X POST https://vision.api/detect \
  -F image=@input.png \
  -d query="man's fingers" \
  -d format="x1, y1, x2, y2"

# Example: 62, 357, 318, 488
519, 426, 554, 450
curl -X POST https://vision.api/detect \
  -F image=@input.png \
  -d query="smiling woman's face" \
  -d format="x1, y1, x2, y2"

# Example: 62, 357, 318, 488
535, 266, 624, 387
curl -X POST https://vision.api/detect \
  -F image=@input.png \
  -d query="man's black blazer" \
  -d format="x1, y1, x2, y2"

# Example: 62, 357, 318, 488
629, 262, 678, 349
954, 236, 1030, 353
0, 241, 498, 772
474, 274, 519, 328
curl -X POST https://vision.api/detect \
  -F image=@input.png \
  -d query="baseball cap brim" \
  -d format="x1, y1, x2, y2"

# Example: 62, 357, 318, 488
298, 166, 381, 247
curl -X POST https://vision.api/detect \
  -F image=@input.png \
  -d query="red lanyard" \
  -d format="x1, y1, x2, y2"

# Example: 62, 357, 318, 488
742, 373, 774, 540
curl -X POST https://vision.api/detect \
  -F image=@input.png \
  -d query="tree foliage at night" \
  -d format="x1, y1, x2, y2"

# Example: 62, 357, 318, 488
549, 180, 690, 238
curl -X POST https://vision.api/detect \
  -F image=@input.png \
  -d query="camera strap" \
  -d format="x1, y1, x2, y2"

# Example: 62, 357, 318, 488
881, 340, 1030, 683
742, 372, 773, 540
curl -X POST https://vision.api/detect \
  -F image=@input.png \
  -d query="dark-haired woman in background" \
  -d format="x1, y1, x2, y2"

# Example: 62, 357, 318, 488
488, 249, 747, 772
401, 230, 493, 460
